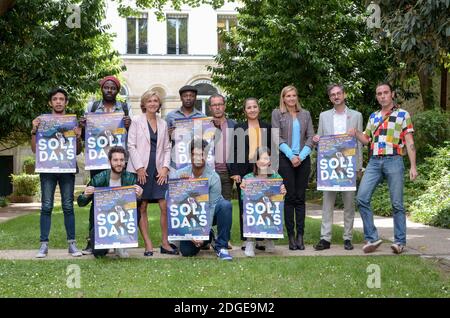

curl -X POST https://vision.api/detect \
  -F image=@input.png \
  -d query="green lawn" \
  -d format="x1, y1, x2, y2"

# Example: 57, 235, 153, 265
0, 256, 448, 297
0, 201, 448, 298
0, 200, 364, 249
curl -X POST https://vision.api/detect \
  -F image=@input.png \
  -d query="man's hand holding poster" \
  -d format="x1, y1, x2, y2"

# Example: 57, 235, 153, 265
317, 134, 357, 191
35, 114, 77, 173
243, 178, 284, 239
94, 186, 138, 249
167, 178, 211, 240
85, 113, 126, 170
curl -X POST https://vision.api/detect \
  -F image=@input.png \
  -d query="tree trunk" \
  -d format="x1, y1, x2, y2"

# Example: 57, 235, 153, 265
0, 0, 15, 17
440, 63, 448, 112
418, 68, 434, 110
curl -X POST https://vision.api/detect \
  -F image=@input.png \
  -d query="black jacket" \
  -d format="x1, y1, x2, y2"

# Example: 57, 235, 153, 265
230, 120, 271, 178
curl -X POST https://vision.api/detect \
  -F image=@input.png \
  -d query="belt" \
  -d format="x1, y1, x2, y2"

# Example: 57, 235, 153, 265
371, 154, 399, 158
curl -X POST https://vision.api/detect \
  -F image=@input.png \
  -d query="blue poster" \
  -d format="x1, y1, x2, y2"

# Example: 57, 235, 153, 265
317, 134, 357, 191
85, 113, 126, 170
35, 114, 77, 173
93, 186, 138, 249
243, 178, 284, 239
167, 178, 211, 240
173, 117, 215, 170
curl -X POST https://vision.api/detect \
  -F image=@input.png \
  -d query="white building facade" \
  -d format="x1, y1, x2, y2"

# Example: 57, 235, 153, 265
0, 2, 239, 193
106, 1, 239, 116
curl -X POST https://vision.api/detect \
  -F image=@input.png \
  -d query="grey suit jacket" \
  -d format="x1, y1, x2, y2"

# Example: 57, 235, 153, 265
317, 107, 363, 170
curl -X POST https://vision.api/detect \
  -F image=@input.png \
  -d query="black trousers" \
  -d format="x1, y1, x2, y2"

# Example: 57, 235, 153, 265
278, 155, 311, 237
88, 169, 107, 233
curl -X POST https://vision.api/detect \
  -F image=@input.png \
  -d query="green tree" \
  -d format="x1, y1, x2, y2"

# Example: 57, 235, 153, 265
0, 0, 123, 149
210, 0, 392, 123
116, 0, 225, 19
370, 0, 450, 110
0, 0, 228, 150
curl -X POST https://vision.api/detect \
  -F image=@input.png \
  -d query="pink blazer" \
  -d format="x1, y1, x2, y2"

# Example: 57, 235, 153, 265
127, 114, 171, 173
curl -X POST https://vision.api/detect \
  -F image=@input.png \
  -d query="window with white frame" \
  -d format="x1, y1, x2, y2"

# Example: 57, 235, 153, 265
217, 15, 237, 51
193, 82, 219, 116
167, 15, 188, 55
126, 14, 148, 54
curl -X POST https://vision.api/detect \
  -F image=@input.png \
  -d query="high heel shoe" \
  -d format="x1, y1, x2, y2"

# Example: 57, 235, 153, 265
160, 245, 179, 255
144, 250, 153, 256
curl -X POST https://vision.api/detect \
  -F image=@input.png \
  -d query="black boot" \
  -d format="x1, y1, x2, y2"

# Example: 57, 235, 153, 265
288, 235, 298, 250
296, 234, 304, 250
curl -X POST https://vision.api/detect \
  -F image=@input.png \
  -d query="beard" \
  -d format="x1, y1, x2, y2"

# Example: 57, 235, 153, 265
111, 165, 124, 174
102, 93, 116, 103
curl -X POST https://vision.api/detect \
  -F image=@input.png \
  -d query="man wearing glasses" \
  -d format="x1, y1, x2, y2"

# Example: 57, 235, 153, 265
209, 94, 237, 202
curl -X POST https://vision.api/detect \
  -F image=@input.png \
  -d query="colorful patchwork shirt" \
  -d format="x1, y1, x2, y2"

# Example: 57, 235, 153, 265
363, 106, 414, 156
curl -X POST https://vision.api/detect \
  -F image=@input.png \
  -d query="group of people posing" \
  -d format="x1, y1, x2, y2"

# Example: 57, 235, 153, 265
30, 75, 417, 261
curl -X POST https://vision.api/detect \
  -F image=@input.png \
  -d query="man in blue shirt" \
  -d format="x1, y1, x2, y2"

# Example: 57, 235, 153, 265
165, 85, 205, 132
172, 139, 233, 261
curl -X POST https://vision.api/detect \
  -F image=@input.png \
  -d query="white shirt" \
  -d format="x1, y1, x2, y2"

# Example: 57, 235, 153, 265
109, 177, 122, 187
333, 106, 347, 134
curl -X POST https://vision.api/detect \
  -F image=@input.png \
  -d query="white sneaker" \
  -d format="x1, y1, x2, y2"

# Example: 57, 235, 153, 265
362, 239, 383, 253
36, 242, 48, 258
115, 248, 129, 258
68, 241, 82, 257
244, 240, 255, 257
265, 239, 275, 253
391, 243, 405, 254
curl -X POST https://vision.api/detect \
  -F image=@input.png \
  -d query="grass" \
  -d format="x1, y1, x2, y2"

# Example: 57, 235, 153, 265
0, 256, 448, 297
0, 201, 448, 298
0, 200, 364, 249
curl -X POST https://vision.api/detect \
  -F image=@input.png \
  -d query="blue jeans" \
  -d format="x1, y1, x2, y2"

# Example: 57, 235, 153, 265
356, 156, 406, 245
180, 198, 232, 256
39, 173, 76, 242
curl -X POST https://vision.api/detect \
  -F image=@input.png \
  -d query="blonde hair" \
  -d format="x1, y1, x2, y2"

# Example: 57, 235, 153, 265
140, 90, 162, 112
279, 85, 301, 112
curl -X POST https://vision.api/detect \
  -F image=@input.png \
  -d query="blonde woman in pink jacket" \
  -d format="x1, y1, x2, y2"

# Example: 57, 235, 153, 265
127, 90, 177, 256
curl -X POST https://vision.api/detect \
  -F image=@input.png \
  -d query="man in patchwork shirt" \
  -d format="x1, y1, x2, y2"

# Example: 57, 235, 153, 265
349, 82, 417, 255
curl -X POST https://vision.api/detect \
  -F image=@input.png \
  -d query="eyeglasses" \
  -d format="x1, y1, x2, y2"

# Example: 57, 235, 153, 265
329, 92, 343, 98
210, 103, 225, 107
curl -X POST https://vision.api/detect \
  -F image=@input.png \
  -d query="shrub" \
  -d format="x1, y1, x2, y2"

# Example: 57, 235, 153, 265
410, 174, 450, 228
10, 173, 40, 197
412, 110, 450, 162
22, 156, 36, 174
370, 143, 450, 228
0, 196, 9, 207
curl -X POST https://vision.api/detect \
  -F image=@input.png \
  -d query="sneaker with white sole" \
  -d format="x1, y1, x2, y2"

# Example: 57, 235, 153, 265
81, 239, 93, 255
115, 248, 129, 258
68, 241, 83, 257
362, 239, 383, 253
265, 239, 275, 253
36, 242, 48, 258
216, 248, 233, 261
244, 240, 255, 257
391, 243, 405, 254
